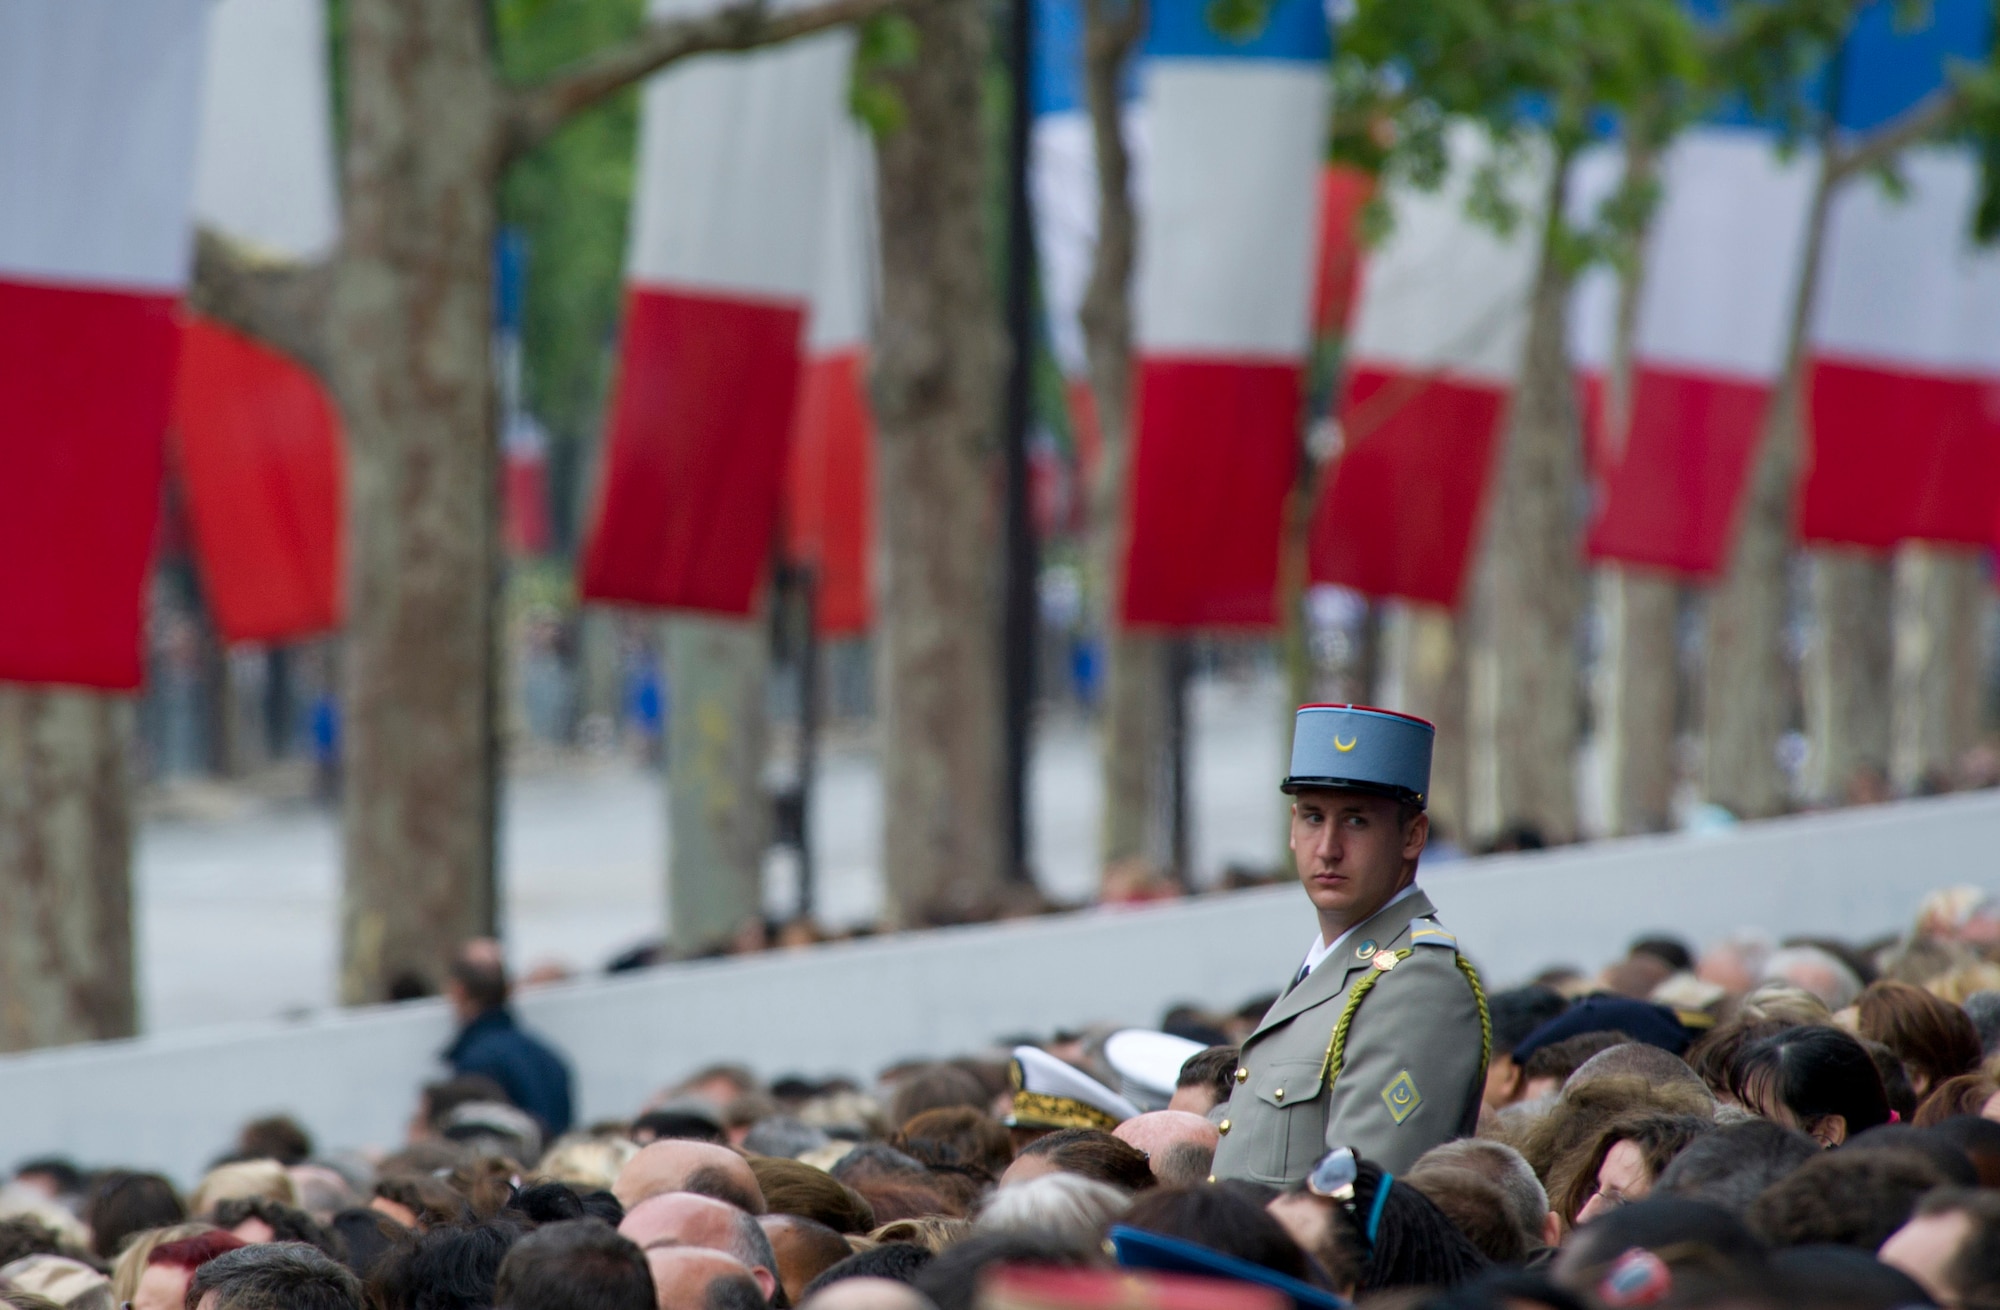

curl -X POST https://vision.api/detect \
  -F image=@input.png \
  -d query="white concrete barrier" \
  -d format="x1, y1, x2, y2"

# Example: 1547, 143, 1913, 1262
4, 791, 1998, 1183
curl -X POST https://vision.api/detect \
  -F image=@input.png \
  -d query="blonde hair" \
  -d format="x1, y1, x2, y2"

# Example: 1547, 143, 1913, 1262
866, 1217, 970, 1253
532, 1135, 638, 1192
109, 1223, 216, 1303
188, 1161, 297, 1218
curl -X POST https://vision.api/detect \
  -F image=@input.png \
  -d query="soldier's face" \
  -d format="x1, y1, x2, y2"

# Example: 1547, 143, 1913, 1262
1288, 790, 1425, 928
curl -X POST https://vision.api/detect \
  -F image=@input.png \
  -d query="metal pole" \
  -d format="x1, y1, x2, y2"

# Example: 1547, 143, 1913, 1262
1167, 638, 1191, 883
1001, 0, 1039, 882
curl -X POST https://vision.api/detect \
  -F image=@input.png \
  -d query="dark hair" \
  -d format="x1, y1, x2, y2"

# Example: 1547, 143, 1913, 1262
1404, 1168, 1527, 1264
236, 1116, 315, 1167
1555, 1114, 1714, 1225
799, 1242, 933, 1298
84, 1170, 186, 1259
505, 1183, 586, 1225
1520, 1031, 1634, 1087
1766, 1244, 1931, 1310
886, 1066, 990, 1130
1487, 987, 1570, 1055
449, 955, 509, 1013
629, 1110, 727, 1146
1175, 1047, 1240, 1103
1017, 1129, 1154, 1193
1684, 1018, 1790, 1100
1845, 1125, 1979, 1186
913, 1231, 1094, 1310
372, 1176, 474, 1232
1731, 1025, 1891, 1140
828, 1145, 927, 1186
1629, 937, 1695, 974
759, 1215, 852, 1296
188, 1242, 363, 1310
0, 1218, 66, 1269
1857, 981, 1983, 1095
1747, 1148, 1949, 1249
845, 1177, 965, 1223
579, 1192, 625, 1227
10, 1160, 82, 1196
327, 1208, 409, 1278
681, 1166, 765, 1217
1340, 1160, 1487, 1292
1559, 1197, 1765, 1284
702, 1272, 767, 1310
1917, 1073, 2000, 1127
747, 1158, 875, 1234
1423, 1270, 1591, 1310
890, 1108, 1013, 1184
1121, 1186, 1314, 1282
1653, 1119, 1818, 1215
213, 1197, 347, 1263
368, 1220, 524, 1310
492, 1220, 653, 1310
1860, 1039, 1920, 1122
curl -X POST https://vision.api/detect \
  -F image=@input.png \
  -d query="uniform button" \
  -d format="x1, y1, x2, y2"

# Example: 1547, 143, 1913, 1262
1218, 1119, 1231, 1135
1274, 1088, 1285, 1102
1235, 1067, 1248, 1084
1206, 1174, 1216, 1184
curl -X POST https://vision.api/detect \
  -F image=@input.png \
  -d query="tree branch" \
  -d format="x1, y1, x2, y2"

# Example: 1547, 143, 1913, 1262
187, 229, 335, 381
1828, 88, 1961, 185
502, 0, 907, 161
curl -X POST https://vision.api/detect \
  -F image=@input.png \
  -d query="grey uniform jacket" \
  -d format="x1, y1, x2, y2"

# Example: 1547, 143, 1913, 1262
1209, 889, 1488, 1185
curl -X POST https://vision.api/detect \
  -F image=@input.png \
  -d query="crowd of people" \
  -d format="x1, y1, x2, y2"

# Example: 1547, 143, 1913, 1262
4, 886, 2000, 1309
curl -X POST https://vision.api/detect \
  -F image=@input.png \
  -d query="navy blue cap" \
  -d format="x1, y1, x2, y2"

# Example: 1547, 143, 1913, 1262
1108, 1226, 1350, 1310
1510, 995, 1699, 1063
1281, 705, 1433, 807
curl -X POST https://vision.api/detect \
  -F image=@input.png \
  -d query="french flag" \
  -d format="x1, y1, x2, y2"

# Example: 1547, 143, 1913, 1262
582, 4, 852, 615
1310, 128, 1546, 608
1586, 0, 1989, 572
1117, 0, 1328, 628
0, 0, 211, 689
782, 115, 877, 637
173, 0, 346, 646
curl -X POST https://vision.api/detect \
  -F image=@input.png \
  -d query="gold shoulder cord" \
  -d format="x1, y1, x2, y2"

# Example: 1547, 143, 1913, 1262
1318, 950, 1494, 1088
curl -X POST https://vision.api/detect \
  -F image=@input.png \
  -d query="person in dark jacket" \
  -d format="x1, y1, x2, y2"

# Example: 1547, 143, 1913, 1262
442, 939, 575, 1137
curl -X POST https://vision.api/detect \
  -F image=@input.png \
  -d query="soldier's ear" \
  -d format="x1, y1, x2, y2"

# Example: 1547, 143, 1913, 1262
1401, 810, 1429, 859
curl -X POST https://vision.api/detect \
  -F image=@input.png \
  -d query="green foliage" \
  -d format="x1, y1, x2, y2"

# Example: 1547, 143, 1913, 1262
493, 0, 648, 498
1206, 0, 1271, 45
852, 11, 921, 135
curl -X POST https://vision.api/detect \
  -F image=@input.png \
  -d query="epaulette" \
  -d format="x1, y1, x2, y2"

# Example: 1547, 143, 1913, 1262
1408, 918, 1458, 950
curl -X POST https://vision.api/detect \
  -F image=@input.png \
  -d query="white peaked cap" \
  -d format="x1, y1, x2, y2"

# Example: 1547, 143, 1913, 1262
1006, 1045, 1141, 1130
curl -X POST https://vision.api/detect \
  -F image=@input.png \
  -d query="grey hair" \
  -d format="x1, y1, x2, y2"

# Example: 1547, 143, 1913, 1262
1760, 946, 1863, 1011
1411, 1138, 1547, 1244
976, 1174, 1129, 1243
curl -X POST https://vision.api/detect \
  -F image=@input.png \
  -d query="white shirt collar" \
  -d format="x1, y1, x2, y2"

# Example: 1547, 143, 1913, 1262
1299, 882, 1424, 979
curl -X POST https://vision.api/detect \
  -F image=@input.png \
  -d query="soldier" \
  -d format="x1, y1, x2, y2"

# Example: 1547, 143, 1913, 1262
1210, 705, 1488, 1184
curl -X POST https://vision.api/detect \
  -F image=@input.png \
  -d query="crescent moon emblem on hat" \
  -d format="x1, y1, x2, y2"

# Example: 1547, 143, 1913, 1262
1333, 735, 1358, 752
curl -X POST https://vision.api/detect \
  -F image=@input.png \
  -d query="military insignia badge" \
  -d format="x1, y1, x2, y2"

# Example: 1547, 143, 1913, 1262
1382, 1070, 1421, 1124
1355, 940, 1377, 961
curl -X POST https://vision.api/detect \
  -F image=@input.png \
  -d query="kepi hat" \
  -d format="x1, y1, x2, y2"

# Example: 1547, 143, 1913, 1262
1006, 1045, 1141, 1131
1282, 703, 1432, 807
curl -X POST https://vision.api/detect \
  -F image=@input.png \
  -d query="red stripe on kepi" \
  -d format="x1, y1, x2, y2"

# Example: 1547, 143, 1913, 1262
1586, 366, 1769, 577
173, 314, 345, 645
1120, 358, 1301, 629
1310, 366, 1505, 609
583, 286, 806, 615
783, 349, 874, 636
0, 278, 180, 690
1802, 357, 2000, 550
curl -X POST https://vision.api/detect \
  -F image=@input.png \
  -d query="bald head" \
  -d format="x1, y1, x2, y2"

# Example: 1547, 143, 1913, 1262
760, 1215, 854, 1307
622, 1194, 778, 1303
616, 1141, 767, 1214
647, 1248, 764, 1310
801, 1278, 936, 1310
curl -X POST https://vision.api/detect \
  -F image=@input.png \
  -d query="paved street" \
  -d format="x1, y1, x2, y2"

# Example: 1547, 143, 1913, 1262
137, 675, 1287, 1033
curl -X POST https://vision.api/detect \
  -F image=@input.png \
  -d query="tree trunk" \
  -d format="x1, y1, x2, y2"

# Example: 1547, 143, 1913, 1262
1467, 161, 1582, 846
663, 615, 770, 953
1076, 0, 1164, 874
1701, 162, 1835, 820
1595, 567, 1679, 835
869, 0, 1007, 925
1377, 603, 1467, 844
1803, 548, 1891, 802
1891, 543, 1987, 793
334, 0, 505, 1002
0, 689, 136, 1049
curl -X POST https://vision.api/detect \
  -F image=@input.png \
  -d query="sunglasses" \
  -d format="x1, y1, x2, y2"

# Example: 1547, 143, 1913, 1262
1304, 1146, 1391, 1250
